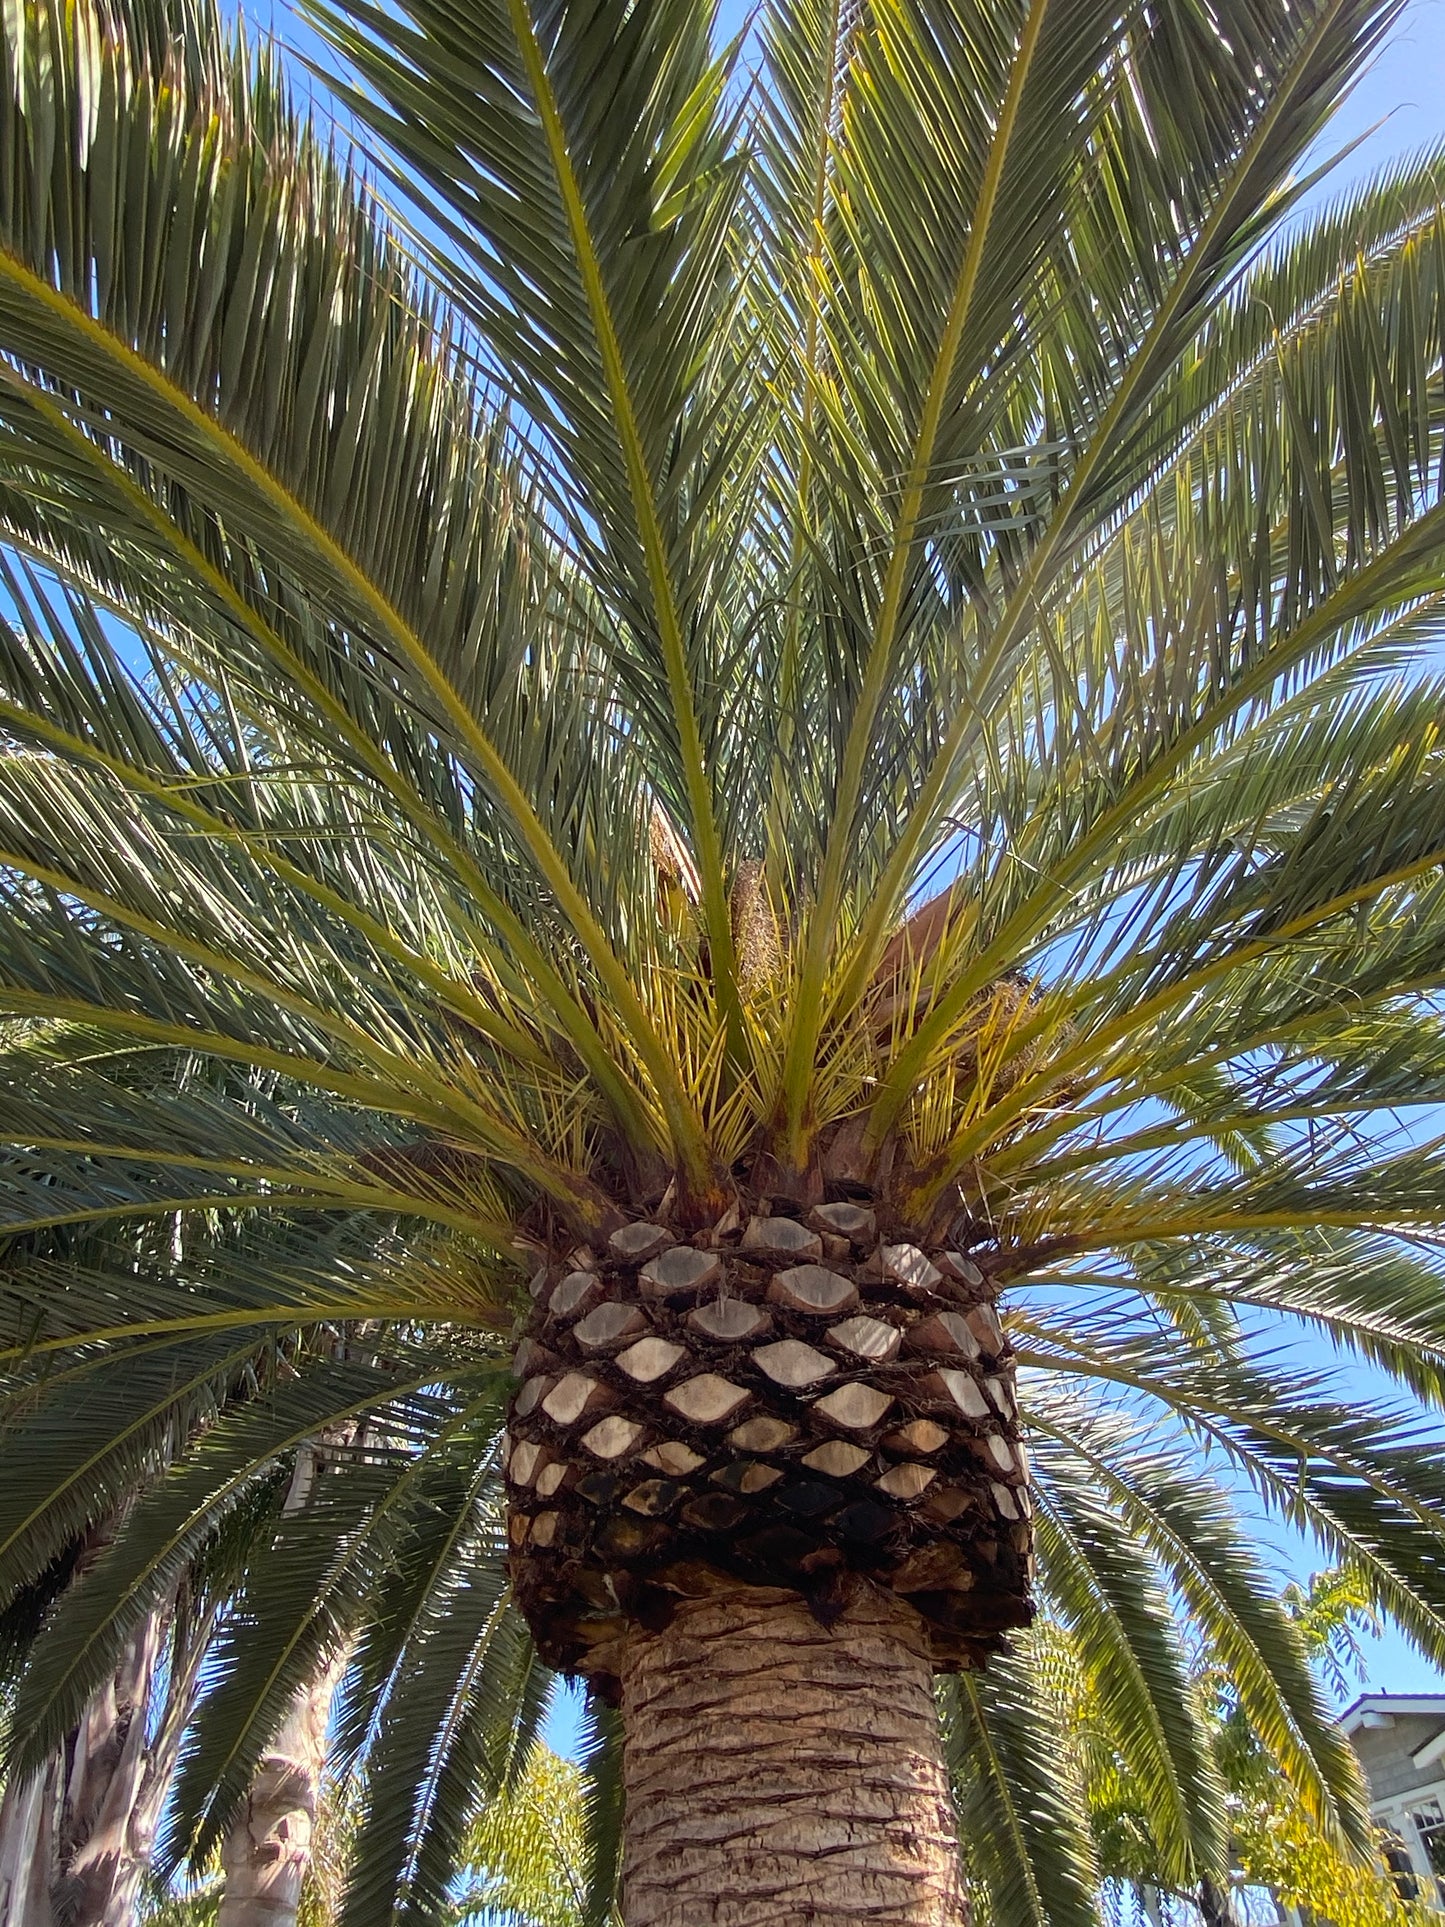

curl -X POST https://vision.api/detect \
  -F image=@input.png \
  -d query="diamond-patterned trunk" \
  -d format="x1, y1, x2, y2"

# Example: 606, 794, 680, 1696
506, 1198, 1033, 1696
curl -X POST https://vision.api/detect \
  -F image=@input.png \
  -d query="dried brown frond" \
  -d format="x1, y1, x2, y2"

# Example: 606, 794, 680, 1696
650, 800, 700, 929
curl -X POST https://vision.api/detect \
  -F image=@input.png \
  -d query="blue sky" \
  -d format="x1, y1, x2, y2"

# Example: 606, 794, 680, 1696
1310, 0, 1445, 186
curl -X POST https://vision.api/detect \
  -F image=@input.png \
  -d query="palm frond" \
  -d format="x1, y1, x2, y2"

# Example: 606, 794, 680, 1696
1034, 1457, 1228, 1887
2, 1344, 469, 1777
307, 0, 755, 1052
574, 1698, 625, 1927
0, 0, 718, 1176
163, 1390, 510, 1872
1026, 1381, 1418, 1847
941, 1645, 1101, 1927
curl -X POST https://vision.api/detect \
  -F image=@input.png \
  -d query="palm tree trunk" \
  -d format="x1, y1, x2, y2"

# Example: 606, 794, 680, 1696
215, 1650, 343, 1927
217, 1430, 355, 1927
617, 1581, 967, 1927
0, 1613, 162, 1927
514, 1216, 1028, 1924
0, 1769, 55, 1927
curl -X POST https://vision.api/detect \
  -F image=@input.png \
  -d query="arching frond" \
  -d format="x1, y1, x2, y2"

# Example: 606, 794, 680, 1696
941, 1645, 1101, 1927
0, 0, 1441, 1915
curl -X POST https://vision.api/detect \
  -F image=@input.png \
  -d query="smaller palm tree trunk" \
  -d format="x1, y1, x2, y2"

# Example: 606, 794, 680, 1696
0, 1768, 55, 1925
0, 1612, 162, 1927
618, 1581, 966, 1927
215, 1654, 342, 1927
217, 1429, 355, 1927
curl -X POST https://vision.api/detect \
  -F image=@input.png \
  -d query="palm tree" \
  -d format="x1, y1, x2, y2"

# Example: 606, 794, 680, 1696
6, 0, 1445, 1916
0, 1202, 372, 1924
0, 1550, 210, 1927
211, 1430, 358, 1927
0, 1206, 244, 1927
0, 1185, 482, 1923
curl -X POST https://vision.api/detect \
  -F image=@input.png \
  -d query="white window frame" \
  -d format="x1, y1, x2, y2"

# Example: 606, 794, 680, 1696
1373, 1780, 1445, 1908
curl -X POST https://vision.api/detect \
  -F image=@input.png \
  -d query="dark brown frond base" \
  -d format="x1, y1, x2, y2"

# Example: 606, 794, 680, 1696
505, 1201, 1032, 1699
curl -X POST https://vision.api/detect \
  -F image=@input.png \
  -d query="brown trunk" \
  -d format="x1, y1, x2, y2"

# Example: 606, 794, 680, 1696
217, 1431, 354, 1927
0, 1563, 212, 1927
0, 1614, 162, 1927
510, 1204, 1028, 1921
215, 1651, 342, 1927
618, 1581, 966, 1927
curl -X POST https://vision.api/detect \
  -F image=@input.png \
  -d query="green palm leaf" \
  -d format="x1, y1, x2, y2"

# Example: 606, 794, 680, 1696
941, 1646, 1100, 1927
1, 0, 1444, 1917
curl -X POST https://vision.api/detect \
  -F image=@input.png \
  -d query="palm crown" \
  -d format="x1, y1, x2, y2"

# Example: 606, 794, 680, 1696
4, 0, 1445, 1917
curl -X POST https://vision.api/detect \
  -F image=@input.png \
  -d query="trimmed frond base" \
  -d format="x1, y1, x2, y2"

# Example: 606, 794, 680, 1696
505, 1197, 1033, 1698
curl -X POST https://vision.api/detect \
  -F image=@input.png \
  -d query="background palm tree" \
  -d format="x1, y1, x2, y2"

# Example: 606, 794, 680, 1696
0, 1200, 379, 1925
5, 0, 1445, 1919
0, 1201, 268, 1927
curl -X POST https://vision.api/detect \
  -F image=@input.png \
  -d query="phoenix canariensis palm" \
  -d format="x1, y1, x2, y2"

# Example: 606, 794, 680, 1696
0, 1191, 387, 1924
8, 0, 1445, 1918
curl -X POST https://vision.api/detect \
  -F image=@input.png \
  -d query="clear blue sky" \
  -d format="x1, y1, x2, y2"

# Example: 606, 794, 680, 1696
1311, 0, 1445, 185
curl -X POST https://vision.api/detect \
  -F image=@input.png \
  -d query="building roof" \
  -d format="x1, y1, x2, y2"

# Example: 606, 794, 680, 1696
1342, 1694, 1445, 1736
1342, 1695, 1445, 1777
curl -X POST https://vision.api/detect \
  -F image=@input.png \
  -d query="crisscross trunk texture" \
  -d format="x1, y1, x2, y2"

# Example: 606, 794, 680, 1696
618, 1582, 967, 1926
508, 1204, 1032, 1694
508, 1199, 1030, 1921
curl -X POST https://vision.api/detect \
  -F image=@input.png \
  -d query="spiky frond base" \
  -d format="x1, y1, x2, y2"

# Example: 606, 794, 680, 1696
505, 1198, 1032, 1697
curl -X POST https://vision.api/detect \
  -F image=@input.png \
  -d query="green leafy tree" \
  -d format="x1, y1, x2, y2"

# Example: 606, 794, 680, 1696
143, 1743, 597, 1927
5, 0, 1445, 1920
1043, 1570, 1436, 1927
139, 1759, 368, 1927
1217, 1573, 1430, 1927
456, 1745, 597, 1927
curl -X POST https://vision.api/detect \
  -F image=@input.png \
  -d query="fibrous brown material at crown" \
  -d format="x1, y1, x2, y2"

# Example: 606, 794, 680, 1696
505, 1195, 1033, 1698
